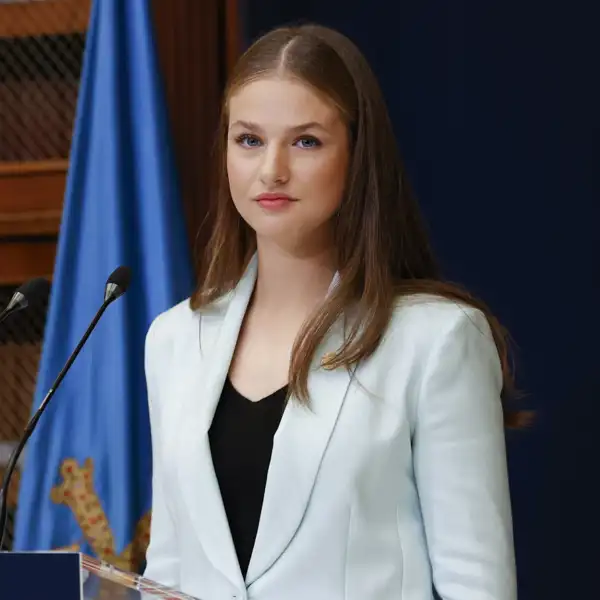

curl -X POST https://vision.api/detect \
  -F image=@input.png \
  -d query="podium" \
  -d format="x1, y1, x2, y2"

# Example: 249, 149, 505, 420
0, 551, 200, 599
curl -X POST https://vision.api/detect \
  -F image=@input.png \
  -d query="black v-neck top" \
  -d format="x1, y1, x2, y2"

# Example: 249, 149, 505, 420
208, 377, 287, 578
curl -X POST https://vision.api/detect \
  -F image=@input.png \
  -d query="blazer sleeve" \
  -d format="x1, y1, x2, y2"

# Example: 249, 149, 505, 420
142, 319, 180, 589
412, 307, 517, 600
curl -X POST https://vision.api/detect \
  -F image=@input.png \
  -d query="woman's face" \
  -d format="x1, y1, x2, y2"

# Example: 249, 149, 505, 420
226, 76, 350, 252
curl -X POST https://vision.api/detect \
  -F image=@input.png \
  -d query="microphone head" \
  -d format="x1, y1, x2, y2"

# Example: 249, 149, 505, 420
104, 266, 132, 303
6, 277, 51, 312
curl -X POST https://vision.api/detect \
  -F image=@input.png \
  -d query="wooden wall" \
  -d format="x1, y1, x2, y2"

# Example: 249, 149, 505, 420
0, 161, 65, 285
0, 0, 241, 286
152, 0, 236, 262
0, 0, 88, 286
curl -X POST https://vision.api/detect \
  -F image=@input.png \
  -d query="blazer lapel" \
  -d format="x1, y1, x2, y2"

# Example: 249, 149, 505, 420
245, 279, 354, 585
176, 256, 258, 589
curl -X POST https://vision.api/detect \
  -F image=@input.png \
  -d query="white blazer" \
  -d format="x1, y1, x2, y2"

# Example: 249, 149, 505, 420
143, 257, 517, 600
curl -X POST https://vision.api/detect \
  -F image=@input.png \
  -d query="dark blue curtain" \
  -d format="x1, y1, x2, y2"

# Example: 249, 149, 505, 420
241, 3, 599, 599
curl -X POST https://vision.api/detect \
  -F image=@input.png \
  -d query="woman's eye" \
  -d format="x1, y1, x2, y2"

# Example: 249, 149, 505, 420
236, 134, 262, 148
295, 136, 321, 149
234, 134, 321, 149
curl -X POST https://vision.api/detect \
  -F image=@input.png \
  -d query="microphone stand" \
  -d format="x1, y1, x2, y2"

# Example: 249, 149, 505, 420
0, 298, 113, 550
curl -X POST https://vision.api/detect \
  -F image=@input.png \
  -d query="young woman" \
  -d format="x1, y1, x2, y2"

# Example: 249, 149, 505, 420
143, 23, 519, 600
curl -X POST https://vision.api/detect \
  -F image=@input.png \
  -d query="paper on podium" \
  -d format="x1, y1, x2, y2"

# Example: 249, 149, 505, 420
0, 551, 202, 599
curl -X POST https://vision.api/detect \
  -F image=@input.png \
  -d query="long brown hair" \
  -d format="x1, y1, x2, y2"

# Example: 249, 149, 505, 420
191, 24, 525, 427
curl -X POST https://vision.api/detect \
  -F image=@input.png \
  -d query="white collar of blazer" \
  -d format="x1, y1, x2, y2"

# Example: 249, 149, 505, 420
176, 253, 354, 588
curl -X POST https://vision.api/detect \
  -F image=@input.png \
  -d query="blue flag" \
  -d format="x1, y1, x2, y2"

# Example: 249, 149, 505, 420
13, 0, 193, 572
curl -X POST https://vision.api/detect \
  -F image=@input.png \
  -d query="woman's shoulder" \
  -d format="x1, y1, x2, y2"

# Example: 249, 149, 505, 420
392, 292, 483, 320
380, 293, 503, 399
386, 292, 495, 352
146, 292, 233, 348
146, 297, 196, 344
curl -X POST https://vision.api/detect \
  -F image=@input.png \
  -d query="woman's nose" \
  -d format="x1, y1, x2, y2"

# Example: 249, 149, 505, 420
259, 144, 290, 186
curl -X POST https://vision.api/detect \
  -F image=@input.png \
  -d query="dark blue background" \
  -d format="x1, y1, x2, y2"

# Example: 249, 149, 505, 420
242, 3, 599, 598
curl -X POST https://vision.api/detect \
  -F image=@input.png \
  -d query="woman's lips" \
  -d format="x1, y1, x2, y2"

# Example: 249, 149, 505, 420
255, 193, 295, 210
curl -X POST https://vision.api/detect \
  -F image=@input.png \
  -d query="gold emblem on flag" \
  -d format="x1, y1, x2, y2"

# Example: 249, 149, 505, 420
51, 458, 151, 572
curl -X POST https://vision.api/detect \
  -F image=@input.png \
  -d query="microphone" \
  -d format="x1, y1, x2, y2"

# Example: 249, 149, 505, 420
0, 278, 51, 326
0, 265, 132, 550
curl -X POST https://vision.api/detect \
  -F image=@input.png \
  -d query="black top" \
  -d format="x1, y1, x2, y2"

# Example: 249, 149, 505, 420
208, 377, 287, 578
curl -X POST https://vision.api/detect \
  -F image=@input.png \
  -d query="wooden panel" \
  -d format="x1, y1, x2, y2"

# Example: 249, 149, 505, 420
0, 341, 39, 440
0, 0, 91, 38
0, 240, 56, 285
0, 75, 81, 162
151, 0, 242, 269
151, 0, 225, 264
0, 211, 61, 237
0, 161, 66, 237
225, 0, 244, 74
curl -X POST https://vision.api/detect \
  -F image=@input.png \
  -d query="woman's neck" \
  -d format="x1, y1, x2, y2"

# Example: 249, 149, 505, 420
252, 238, 337, 318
